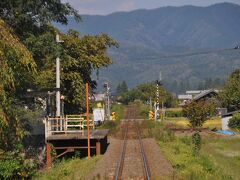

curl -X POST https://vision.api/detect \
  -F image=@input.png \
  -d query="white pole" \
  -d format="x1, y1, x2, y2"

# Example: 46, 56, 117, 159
107, 87, 110, 120
56, 57, 61, 117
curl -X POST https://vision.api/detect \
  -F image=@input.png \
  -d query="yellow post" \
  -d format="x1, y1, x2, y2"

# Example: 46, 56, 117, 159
86, 83, 90, 158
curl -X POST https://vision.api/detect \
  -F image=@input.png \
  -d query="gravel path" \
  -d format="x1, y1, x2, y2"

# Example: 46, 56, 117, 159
121, 140, 145, 179
143, 138, 173, 179
86, 138, 122, 180
86, 137, 173, 180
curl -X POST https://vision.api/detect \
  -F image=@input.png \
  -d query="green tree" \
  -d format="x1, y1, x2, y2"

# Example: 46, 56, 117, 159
0, 19, 36, 150
228, 113, 240, 130
219, 69, 240, 111
0, 0, 80, 36
61, 31, 118, 113
25, 29, 118, 114
119, 82, 174, 107
116, 81, 128, 95
183, 101, 216, 128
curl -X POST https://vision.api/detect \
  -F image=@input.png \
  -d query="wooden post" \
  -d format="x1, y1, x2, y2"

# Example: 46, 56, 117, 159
86, 83, 91, 158
46, 143, 52, 169
96, 141, 101, 155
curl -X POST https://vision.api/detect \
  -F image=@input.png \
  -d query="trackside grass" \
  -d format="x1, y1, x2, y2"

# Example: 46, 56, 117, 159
35, 156, 100, 180
141, 120, 240, 179
159, 136, 240, 179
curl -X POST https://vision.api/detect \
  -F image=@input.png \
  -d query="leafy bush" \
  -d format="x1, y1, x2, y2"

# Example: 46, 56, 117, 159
192, 132, 201, 156
0, 150, 37, 179
183, 101, 216, 128
98, 120, 119, 135
228, 113, 240, 130
165, 111, 183, 117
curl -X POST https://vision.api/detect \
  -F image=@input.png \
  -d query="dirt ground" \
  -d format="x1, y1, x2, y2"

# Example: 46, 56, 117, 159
86, 138, 122, 180
142, 138, 173, 179
87, 106, 173, 179
86, 137, 173, 180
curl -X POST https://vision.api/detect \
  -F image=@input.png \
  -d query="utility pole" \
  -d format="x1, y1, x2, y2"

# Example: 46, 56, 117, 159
86, 83, 90, 158
55, 34, 64, 131
55, 34, 63, 118
155, 71, 162, 121
56, 57, 61, 117
149, 97, 152, 111
155, 82, 159, 121
104, 82, 110, 120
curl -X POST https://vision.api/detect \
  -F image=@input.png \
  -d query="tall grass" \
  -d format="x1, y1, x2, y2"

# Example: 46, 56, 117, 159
35, 156, 100, 180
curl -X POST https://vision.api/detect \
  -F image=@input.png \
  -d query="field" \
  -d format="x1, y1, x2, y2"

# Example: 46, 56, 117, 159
159, 135, 240, 179
165, 117, 222, 129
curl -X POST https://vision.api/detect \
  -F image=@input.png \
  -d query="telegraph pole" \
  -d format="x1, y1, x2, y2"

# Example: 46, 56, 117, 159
155, 81, 160, 121
155, 71, 162, 121
104, 82, 110, 120
55, 34, 63, 117
86, 83, 90, 158
56, 57, 61, 117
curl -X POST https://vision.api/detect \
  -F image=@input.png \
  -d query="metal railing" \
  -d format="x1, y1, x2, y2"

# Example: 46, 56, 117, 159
44, 115, 95, 138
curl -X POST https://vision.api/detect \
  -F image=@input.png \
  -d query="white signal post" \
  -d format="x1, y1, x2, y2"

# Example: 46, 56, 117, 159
56, 57, 61, 117
55, 34, 64, 118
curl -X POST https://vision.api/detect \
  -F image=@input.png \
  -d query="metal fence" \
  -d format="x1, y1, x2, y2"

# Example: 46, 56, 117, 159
44, 115, 95, 138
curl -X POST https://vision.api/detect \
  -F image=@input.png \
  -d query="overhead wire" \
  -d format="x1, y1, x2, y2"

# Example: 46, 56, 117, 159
132, 47, 239, 63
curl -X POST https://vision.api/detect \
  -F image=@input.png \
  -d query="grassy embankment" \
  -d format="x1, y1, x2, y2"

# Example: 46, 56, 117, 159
142, 120, 240, 179
35, 156, 100, 180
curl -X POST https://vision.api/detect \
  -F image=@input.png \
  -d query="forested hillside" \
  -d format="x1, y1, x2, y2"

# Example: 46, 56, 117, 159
56, 2, 240, 92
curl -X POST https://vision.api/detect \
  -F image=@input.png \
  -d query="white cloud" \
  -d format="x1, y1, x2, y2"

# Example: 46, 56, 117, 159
119, 1, 136, 12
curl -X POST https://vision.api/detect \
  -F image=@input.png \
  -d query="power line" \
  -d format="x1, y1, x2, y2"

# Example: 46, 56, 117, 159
130, 47, 239, 63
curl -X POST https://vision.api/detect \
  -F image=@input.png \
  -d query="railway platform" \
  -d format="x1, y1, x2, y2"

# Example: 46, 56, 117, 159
44, 115, 109, 168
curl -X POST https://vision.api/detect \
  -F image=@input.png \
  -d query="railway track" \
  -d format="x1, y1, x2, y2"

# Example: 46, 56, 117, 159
115, 120, 151, 180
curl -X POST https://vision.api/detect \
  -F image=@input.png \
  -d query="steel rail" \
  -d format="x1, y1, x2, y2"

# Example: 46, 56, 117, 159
115, 122, 128, 180
136, 124, 151, 180
115, 120, 151, 180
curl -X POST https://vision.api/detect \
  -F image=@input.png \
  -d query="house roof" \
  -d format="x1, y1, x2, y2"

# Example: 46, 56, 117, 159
222, 110, 240, 118
178, 94, 192, 100
93, 93, 105, 101
186, 90, 202, 95
193, 89, 218, 101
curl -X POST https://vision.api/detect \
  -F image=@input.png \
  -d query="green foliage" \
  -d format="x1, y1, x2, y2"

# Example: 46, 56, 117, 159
142, 123, 175, 143
35, 156, 100, 180
0, 149, 37, 179
0, 19, 36, 150
165, 110, 183, 117
159, 137, 237, 179
98, 120, 119, 135
183, 101, 216, 128
111, 104, 125, 121
0, 0, 80, 36
25, 29, 118, 114
228, 113, 240, 130
219, 69, 240, 111
192, 132, 201, 156
116, 81, 128, 95
119, 82, 174, 107
61, 31, 118, 113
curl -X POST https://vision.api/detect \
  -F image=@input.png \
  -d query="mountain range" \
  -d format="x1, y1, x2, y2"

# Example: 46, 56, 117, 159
56, 2, 240, 93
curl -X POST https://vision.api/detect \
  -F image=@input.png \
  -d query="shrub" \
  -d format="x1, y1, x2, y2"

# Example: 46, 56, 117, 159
183, 101, 216, 128
228, 113, 240, 130
165, 111, 183, 117
192, 132, 201, 156
0, 150, 36, 179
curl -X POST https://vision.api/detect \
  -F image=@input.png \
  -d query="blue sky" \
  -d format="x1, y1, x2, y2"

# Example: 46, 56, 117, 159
62, 0, 240, 15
